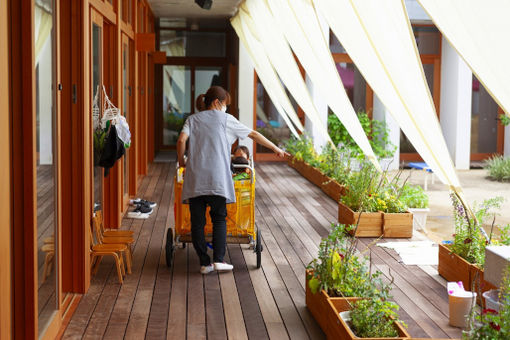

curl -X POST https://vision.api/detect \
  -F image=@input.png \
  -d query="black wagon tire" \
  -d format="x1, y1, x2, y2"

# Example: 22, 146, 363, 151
256, 229, 262, 269
166, 228, 174, 267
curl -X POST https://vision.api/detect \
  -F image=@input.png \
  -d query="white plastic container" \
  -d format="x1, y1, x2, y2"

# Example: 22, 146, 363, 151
483, 289, 502, 312
408, 208, 430, 232
449, 292, 477, 328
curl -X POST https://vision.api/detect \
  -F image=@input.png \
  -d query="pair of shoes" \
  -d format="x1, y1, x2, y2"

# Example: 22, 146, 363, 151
126, 211, 150, 219
200, 264, 214, 274
199, 262, 234, 274
130, 198, 157, 208
133, 203, 153, 215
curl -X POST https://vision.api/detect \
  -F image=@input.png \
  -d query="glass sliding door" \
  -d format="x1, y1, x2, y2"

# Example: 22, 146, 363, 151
34, 0, 57, 335
91, 11, 103, 214
162, 65, 191, 146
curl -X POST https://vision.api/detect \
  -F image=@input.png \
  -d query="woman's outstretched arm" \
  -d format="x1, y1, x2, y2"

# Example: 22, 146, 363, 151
248, 130, 290, 158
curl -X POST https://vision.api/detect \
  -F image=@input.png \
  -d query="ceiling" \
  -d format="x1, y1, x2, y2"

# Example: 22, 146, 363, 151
147, 0, 242, 19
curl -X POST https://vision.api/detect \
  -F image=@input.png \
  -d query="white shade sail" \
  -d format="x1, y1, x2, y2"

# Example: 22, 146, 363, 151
231, 15, 301, 138
313, 0, 461, 190
267, 0, 380, 169
418, 0, 510, 118
239, 0, 334, 146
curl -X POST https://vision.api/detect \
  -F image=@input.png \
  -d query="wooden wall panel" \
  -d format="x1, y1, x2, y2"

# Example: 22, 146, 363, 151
0, 0, 12, 338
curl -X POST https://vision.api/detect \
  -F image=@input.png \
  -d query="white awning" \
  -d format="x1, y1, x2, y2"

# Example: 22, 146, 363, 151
239, 0, 334, 146
418, 0, 510, 117
313, 0, 461, 190
231, 15, 301, 137
267, 0, 380, 169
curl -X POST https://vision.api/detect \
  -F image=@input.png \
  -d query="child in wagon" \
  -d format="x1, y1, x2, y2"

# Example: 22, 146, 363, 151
231, 145, 251, 180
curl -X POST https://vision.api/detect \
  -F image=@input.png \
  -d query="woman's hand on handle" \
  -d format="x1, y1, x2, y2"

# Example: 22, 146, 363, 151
248, 130, 290, 159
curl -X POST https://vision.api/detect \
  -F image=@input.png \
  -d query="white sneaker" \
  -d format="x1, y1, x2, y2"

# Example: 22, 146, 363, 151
214, 262, 233, 272
200, 264, 214, 275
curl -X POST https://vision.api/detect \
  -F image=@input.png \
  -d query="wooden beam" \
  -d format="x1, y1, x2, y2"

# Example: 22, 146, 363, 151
135, 33, 155, 52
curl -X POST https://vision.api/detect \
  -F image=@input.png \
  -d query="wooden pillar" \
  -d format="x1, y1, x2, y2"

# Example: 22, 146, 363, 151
0, 0, 12, 338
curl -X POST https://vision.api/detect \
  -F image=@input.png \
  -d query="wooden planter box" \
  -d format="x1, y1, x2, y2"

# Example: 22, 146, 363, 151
306, 274, 410, 339
338, 202, 413, 238
438, 244, 497, 306
287, 158, 346, 202
437, 244, 471, 288
328, 298, 410, 340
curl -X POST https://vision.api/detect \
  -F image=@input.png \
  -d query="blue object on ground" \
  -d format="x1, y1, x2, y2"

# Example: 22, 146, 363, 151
269, 120, 281, 128
442, 240, 453, 245
409, 162, 433, 173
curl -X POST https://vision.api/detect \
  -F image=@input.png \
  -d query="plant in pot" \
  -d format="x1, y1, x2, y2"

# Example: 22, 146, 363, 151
400, 184, 429, 232
463, 265, 510, 339
341, 297, 403, 338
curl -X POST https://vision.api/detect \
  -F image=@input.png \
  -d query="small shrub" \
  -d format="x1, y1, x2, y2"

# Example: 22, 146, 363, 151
399, 184, 429, 209
484, 155, 510, 182
328, 111, 396, 159
350, 298, 402, 338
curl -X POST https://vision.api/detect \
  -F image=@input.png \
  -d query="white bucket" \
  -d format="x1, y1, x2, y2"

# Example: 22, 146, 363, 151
449, 292, 477, 328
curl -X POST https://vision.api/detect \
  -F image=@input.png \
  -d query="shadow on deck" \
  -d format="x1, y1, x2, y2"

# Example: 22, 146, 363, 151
61, 162, 462, 339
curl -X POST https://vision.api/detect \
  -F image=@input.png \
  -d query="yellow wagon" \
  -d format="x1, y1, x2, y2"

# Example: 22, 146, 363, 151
165, 164, 262, 268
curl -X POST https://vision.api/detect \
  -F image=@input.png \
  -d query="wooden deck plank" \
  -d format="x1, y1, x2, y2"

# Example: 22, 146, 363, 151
186, 248, 206, 340
228, 244, 269, 340
166, 245, 188, 340
241, 245, 290, 340
219, 251, 249, 340
204, 266, 228, 340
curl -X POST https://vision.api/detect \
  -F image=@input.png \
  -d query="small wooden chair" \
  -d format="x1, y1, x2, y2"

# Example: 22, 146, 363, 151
96, 211, 134, 237
92, 214, 134, 274
41, 243, 55, 283
89, 224, 127, 284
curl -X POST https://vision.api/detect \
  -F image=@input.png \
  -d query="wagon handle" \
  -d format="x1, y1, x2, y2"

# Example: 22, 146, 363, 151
232, 164, 255, 184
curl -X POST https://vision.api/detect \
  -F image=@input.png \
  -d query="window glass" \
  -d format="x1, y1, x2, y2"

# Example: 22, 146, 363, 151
159, 30, 226, 57
162, 65, 191, 146
336, 62, 367, 113
35, 0, 57, 335
413, 26, 441, 55
471, 76, 499, 154
255, 76, 292, 153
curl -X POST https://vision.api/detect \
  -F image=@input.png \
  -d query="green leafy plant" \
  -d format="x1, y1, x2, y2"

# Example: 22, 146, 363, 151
328, 111, 396, 159
307, 223, 392, 299
484, 155, 510, 182
499, 113, 510, 127
450, 194, 505, 265
350, 298, 402, 338
464, 266, 510, 339
399, 184, 429, 209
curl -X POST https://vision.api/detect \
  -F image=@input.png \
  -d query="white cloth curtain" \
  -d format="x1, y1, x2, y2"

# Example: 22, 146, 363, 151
35, 4, 52, 64
314, 0, 461, 190
418, 0, 510, 117
239, 1, 333, 145
231, 15, 301, 137
267, 0, 380, 169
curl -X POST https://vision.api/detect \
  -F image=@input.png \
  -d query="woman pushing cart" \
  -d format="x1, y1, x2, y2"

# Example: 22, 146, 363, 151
165, 86, 288, 274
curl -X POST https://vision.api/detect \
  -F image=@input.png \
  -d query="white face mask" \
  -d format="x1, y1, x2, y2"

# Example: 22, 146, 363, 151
220, 105, 227, 112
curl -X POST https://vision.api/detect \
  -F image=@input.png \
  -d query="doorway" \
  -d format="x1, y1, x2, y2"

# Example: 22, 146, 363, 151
160, 64, 225, 148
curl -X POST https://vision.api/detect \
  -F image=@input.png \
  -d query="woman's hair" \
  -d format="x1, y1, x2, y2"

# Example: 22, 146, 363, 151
196, 86, 231, 111
234, 145, 250, 159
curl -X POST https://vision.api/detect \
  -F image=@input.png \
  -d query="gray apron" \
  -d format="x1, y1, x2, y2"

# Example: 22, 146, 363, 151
181, 110, 236, 204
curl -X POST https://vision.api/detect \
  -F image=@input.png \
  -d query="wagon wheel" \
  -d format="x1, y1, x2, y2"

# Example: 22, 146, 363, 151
165, 228, 174, 268
255, 229, 262, 269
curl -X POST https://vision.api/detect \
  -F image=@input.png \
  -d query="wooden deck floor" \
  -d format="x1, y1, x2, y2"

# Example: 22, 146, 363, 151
62, 162, 462, 340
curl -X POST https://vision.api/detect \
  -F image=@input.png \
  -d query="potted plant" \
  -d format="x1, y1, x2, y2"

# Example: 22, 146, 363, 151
339, 164, 412, 238
400, 184, 430, 232
336, 298, 409, 339
306, 223, 410, 338
439, 194, 508, 300
463, 266, 510, 339
285, 136, 347, 202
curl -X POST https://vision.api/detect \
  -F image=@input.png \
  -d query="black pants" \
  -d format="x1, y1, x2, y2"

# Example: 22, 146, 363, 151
189, 195, 227, 266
